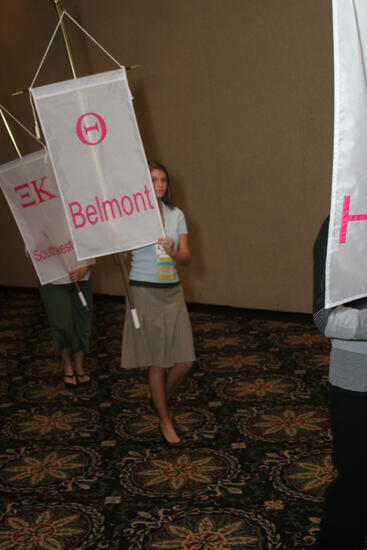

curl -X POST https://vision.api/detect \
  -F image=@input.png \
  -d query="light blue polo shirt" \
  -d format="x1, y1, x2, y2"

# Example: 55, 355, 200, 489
130, 203, 188, 284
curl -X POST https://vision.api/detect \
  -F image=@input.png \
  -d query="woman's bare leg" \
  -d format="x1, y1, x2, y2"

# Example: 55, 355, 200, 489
166, 362, 193, 400
61, 348, 77, 386
149, 366, 180, 444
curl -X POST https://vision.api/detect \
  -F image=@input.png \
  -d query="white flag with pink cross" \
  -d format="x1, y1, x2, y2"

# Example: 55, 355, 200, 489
326, 0, 367, 307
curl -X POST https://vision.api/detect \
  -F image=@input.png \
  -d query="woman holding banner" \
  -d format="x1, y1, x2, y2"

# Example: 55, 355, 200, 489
39, 265, 93, 388
122, 160, 195, 447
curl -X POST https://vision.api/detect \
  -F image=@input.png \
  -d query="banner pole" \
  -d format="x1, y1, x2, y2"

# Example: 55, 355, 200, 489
50, 0, 138, 326
117, 254, 140, 329
52, 0, 77, 79
0, 108, 22, 159
74, 280, 89, 311
49, 1, 90, 311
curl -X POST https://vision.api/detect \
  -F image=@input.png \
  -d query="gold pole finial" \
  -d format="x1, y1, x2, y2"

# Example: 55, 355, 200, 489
11, 89, 28, 97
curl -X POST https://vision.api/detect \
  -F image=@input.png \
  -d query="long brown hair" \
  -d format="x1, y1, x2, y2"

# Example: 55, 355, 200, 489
148, 160, 173, 208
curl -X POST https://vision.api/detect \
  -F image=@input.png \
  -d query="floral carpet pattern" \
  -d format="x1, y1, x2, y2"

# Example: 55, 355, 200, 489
0, 287, 335, 549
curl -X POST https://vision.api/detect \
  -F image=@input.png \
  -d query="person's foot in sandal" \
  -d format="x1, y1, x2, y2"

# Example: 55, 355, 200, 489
64, 373, 77, 388
74, 351, 90, 385
76, 373, 90, 385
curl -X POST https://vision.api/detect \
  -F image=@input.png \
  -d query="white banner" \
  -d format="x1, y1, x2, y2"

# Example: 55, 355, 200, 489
326, 0, 367, 308
31, 68, 163, 261
0, 150, 91, 284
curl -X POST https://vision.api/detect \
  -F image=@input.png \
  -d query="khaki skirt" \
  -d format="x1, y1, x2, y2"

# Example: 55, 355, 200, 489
121, 284, 196, 369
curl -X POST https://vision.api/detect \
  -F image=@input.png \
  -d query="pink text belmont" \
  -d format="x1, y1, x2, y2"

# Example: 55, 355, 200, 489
69, 184, 155, 229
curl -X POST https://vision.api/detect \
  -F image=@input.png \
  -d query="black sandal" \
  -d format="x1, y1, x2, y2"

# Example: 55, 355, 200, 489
64, 374, 77, 388
76, 374, 90, 386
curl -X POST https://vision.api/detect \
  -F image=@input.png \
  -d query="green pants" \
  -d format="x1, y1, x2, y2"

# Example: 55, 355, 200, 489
38, 279, 93, 359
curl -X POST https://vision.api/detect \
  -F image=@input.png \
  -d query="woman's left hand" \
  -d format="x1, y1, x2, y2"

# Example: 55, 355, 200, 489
158, 236, 175, 256
69, 266, 89, 283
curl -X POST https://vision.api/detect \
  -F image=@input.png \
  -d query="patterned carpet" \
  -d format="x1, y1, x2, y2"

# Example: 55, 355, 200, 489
0, 286, 335, 549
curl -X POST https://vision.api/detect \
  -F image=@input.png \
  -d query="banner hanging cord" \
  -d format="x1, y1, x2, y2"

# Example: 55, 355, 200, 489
29, 13, 64, 90
28, 12, 64, 138
28, 9, 124, 150
0, 103, 47, 153
29, 9, 122, 92
0, 108, 21, 158
63, 11, 123, 70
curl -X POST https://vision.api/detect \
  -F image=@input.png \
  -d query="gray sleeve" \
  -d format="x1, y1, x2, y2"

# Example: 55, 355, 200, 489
313, 307, 332, 334
314, 305, 367, 340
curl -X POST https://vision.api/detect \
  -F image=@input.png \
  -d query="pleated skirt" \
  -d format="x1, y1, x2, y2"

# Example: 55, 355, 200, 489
121, 284, 196, 369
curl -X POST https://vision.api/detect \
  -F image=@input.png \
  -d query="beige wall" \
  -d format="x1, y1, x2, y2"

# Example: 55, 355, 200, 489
0, 0, 333, 312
